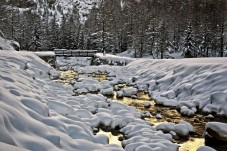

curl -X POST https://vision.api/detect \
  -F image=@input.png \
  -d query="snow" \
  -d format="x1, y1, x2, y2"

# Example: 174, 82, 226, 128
0, 51, 182, 151
196, 146, 216, 151
74, 55, 227, 117
31, 0, 100, 23
144, 102, 151, 108
206, 122, 227, 141
95, 53, 135, 65
124, 58, 227, 116
122, 87, 138, 97
0, 35, 17, 50
56, 56, 92, 67
100, 87, 114, 96
3, 51, 227, 150
155, 121, 194, 137
0, 51, 125, 151
33, 51, 55, 57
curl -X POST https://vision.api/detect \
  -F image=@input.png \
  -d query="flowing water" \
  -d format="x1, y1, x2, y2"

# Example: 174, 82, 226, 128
56, 70, 214, 150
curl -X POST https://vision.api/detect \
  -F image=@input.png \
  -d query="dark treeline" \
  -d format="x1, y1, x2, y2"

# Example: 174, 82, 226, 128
0, 0, 227, 58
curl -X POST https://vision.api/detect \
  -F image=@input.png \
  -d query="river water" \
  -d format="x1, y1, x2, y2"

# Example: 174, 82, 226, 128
55, 70, 211, 151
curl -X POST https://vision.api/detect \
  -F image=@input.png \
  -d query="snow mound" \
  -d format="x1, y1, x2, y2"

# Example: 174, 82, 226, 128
94, 53, 135, 66
206, 122, 227, 142
156, 121, 194, 137
125, 58, 227, 116
0, 51, 124, 151
0, 35, 19, 50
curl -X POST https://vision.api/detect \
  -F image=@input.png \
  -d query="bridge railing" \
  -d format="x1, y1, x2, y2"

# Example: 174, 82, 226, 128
54, 49, 97, 57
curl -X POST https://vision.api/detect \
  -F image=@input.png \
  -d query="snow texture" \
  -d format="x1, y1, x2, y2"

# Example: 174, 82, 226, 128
124, 58, 227, 116
0, 51, 179, 151
76, 55, 227, 117
206, 122, 227, 141
156, 121, 194, 137
0, 35, 18, 50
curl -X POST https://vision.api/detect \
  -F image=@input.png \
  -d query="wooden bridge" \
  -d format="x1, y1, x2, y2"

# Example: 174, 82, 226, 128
54, 49, 98, 57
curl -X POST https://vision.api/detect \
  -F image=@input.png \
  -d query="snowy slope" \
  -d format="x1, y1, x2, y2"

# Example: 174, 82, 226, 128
0, 51, 179, 150
76, 55, 227, 117
0, 51, 122, 151
125, 58, 227, 116
0, 35, 19, 50
33, 0, 99, 22
3, 0, 99, 23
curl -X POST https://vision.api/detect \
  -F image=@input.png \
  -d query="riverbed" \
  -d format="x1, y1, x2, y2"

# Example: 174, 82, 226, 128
55, 69, 227, 151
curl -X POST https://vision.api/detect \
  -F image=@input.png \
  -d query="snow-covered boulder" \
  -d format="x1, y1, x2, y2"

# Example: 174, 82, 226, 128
100, 88, 114, 96
144, 102, 151, 108
203, 92, 227, 116
0, 33, 19, 50
180, 106, 196, 116
161, 90, 176, 99
156, 114, 163, 119
49, 69, 60, 80
116, 91, 124, 99
122, 87, 138, 97
156, 121, 194, 138
205, 122, 227, 142
196, 146, 216, 151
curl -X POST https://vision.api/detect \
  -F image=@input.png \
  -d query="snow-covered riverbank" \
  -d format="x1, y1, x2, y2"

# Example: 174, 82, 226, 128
2, 51, 227, 151
77, 57, 227, 117
0, 52, 179, 150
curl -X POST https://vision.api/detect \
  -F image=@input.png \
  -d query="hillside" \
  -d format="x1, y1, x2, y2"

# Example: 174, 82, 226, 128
0, 0, 227, 59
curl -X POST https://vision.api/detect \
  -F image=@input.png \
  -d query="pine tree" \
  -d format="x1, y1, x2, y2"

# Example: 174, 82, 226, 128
184, 25, 196, 58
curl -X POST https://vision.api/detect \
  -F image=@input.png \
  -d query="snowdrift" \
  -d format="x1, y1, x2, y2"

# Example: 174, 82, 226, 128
0, 51, 122, 151
0, 35, 19, 50
125, 58, 227, 116
0, 51, 179, 151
